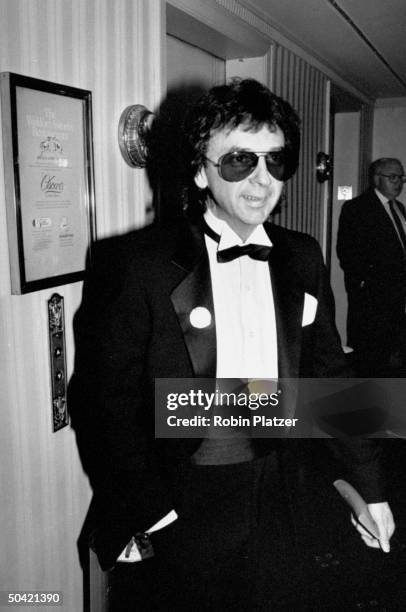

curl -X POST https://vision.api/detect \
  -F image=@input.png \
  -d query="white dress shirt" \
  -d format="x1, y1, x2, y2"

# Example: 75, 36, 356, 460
204, 207, 278, 380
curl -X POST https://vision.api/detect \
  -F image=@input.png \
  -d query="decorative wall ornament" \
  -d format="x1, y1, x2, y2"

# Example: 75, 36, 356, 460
316, 152, 333, 183
48, 293, 68, 432
118, 104, 155, 168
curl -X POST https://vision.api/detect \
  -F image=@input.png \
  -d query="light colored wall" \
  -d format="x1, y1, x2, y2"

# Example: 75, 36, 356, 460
227, 56, 270, 85
330, 111, 360, 345
167, 35, 225, 90
271, 44, 328, 244
0, 1, 164, 611
373, 103, 406, 169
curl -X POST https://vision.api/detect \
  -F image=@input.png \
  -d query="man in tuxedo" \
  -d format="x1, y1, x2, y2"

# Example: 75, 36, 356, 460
70, 80, 394, 611
337, 158, 406, 376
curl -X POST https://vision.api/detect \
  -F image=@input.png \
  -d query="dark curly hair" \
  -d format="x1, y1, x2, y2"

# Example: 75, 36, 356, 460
182, 78, 301, 213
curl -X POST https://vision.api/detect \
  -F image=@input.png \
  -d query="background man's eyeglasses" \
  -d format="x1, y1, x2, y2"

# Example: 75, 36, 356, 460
204, 150, 288, 182
376, 173, 406, 183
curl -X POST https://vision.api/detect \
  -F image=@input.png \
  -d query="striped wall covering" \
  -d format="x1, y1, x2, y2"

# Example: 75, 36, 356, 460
271, 44, 328, 245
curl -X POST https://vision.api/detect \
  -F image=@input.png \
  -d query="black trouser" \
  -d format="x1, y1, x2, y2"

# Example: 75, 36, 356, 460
108, 453, 306, 612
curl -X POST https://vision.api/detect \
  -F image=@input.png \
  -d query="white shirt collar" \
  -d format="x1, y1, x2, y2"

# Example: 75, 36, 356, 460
375, 188, 392, 206
203, 206, 272, 251
375, 189, 406, 216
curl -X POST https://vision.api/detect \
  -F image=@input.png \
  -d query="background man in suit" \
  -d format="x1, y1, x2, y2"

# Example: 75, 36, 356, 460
70, 80, 394, 611
337, 158, 406, 376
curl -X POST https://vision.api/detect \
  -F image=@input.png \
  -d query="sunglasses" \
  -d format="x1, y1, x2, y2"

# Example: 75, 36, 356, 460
204, 149, 290, 182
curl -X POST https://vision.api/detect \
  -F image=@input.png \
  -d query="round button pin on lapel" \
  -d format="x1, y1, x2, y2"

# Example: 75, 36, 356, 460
189, 307, 212, 329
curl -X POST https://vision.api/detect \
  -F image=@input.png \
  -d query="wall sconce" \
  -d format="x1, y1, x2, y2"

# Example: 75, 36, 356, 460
316, 152, 332, 183
118, 104, 155, 168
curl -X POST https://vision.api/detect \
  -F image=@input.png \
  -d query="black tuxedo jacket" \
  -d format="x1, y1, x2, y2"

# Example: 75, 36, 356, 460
69, 216, 385, 570
337, 189, 406, 351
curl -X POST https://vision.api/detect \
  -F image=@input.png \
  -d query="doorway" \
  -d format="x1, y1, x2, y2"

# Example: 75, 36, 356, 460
329, 85, 365, 347
152, 36, 225, 224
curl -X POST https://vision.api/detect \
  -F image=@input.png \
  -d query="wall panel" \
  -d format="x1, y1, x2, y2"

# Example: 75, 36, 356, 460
0, 1, 164, 611
358, 104, 373, 192
330, 112, 360, 345
271, 44, 327, 244
373, 105, 406, 168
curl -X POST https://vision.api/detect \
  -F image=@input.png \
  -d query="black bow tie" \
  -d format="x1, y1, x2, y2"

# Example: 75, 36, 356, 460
217, 243, 272, 262
202, 218, 272, 263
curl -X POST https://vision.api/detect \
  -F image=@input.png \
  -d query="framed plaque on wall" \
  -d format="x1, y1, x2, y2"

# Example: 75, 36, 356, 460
0, 72, 96, 294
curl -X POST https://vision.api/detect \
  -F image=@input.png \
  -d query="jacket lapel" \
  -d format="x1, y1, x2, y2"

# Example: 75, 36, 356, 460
170, 221, 217, 378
